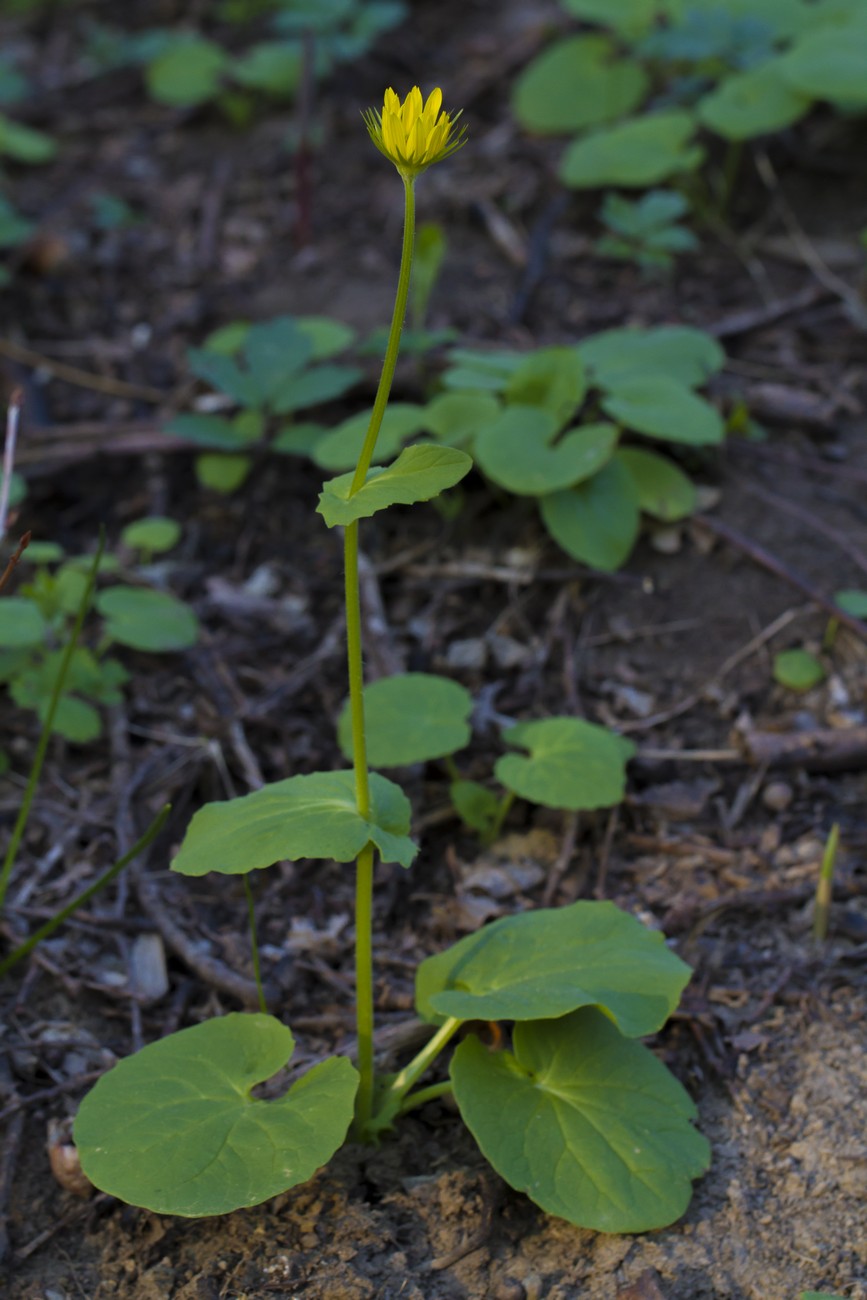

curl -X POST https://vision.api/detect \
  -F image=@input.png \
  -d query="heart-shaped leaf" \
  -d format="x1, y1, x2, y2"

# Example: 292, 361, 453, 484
74, 1014, 358, 1216
196, 453, 252, 493
172, 770, 417, 875
540, 458, 641, 570
96, 587, 199, 652
560, 111, 703, 189
773, 648, 824, 691
338, 673, 473, 767
313, 403, 426, 471
451, 1008, 710, 1232
513, 35, 648, 134
697, 62, 811, 140
422, 392, 501, 448
495, 716, 635, 811
578, 326, 724, 389
475, 409, 618, 496
618, 447, 697, 521
146, 37, 228, 107
779, 27, 867, 106
503, 347, 587, 426
602, 374, 724, 445
243, 317, 313, 404
0, 598, 47, 648
317, 444, 472, 527
416, 899, 690, 1034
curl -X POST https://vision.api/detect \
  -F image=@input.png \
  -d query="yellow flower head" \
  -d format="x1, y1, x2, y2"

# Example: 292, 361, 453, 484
364, 86, 466, 179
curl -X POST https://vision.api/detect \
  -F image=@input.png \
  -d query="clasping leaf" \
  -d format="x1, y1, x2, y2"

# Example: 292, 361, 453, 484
317, 443, 472, 527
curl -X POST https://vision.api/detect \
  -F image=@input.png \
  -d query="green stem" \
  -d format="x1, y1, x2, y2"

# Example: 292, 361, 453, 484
0, 804, 170, 977
487, 790, 515, 843
373, 1016, 462, 1125
243, 875, 267, 1014
812, 822, 839, 946
0, 532, 105, 914
398, 1079, 453, 1116
345, 175, 417, 1138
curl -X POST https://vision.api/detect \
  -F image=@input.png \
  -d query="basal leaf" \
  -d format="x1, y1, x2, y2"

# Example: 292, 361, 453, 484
196, 452, 252, 493
503, 347, 587, 426
601, 374, 724, 445
0, 597, 47, 648
172, 769, 417, 874
121, 517, 181, 554
187, 348, 259, 406
312, 403, 425, 471
560, 111, 703, 189
496, 716, 635, 811
0, 113, 57, 163
617, 447, 697, 521
450, 779, 502, 838
513, 35, 648, 134
578, 326, 724, 389
243, 317, 312, 403
779, 27, 867, 106
317, 444, 472, 527
561, 0, 657, 37
74, 1014, 358, 1216
475, 409, 618, 496
145, 37, 228, 107
451, 1008, 710, 1232
271, 363, 363, 415
338, 673, 472, 767
441, 349, 524, 393
96, 587, 199, 652
166, 413, 246, 450
773, 648, 824, 691
416, 899, 690, 1035
296, 315, 356, 359
422, 392, 501, 448
539, 459, 640, 570
697, 62, 811, 140
232, 41, 302, 96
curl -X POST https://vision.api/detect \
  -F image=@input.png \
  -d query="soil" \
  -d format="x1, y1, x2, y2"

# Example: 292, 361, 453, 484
1, 2, 866, 1299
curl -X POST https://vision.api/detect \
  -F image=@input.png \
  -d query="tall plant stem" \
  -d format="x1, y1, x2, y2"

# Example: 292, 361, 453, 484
346, 176, 416, 1136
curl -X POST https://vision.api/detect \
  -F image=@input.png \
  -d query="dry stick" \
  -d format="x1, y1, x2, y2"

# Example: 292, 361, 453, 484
738, 479, 867, 577
731, 439, 867, 491
708, 284, 830, 339
620, 604, 808, 735
0, 529, 31, 595
0, 387, 22, 542
693, 513, 867, 639
0, 338, 166, 403
542, 811, 579, 908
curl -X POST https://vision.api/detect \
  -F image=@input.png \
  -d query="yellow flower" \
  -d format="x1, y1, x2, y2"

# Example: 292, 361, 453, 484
364, 86, 466, 179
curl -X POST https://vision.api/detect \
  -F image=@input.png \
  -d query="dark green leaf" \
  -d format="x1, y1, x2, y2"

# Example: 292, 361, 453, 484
560, 111, 703, 189
540, 459, 641, 570
475, 409, 618, 496
513, 35, 648, 134
601, 374, 724, 445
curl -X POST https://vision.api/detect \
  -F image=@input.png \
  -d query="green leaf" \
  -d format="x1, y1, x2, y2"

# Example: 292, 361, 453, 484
561, 0, 657, 37
504, 347, 586, 426
242, 317, 313, 404
773, 648, 824, 691
560, 111, 703, 189
601, 374, 724, 445
232, 41, 301, 96
196, 453, 252, 493
44, 694, 102, 743
146, 37, 228, 107
496, 717, 635, 812
96, 587, 199, 652
697, 62, 811, 140
172, 769, 417, 875
271, 363, 362, 415
779, 27, 867, 106
451, 1008, 709, 1232
442, 349, 524, 393
187, 349, 259, 406
422, 392, 501, 448
834, 589, 867, 618
338, 673, 472, 767
416, 899, 689, 1034
799, 1293, 848, 1299
74, 1014, 358, 1216
578, 326, 725, 389
475, 409, 618, 496
296, 315, 356, 360
450, 779, 502, 838
540, 458, 641, 571
513, 35, 648, 134
312, 403, 425, 471
0, 597, 47, 648
317, 444, 472, 528
271, 422, 327, 456
167, 414, 246, 449
0, 113, 57, 163
120, 516, 181, 554
618, 447, 697, 521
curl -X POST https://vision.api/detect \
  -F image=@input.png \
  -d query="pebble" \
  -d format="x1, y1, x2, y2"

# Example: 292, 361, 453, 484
762, 780, 794, 812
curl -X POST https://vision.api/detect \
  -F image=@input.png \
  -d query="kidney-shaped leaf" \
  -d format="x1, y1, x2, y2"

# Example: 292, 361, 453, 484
697, 62, 810, 140
560, 111, 703, 189
578, 325, 725, 389
422, 392, 501, 449
451, 1008, 710, 1232
496, 716, 635, 812
602, 374, 724, 445
172, 770, 417, 874
96, 587, 199, 652
416, 899, 691, 1034
540, 458, 640, 571
338, 672, 473, 767
618, 447, 697, 521
476, 410, 618, 497
317, 444, 472, 527
513, 35, 648, 134
74, 1014, 358, 1216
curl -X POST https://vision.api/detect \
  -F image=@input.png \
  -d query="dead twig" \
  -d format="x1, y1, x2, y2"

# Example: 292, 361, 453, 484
735, 478, 867, 578
0, 337, 167, 404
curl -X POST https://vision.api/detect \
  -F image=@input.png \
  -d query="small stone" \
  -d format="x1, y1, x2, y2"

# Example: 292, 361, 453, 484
445, 638, 487, 671
762, 780, 793, 812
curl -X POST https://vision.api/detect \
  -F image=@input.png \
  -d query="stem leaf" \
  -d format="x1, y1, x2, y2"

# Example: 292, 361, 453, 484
317, 444, 472, 527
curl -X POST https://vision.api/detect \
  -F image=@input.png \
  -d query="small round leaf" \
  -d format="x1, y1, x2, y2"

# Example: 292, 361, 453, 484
96, 587, 199, 652
338, 673, 472, 767
495, 716, 635, 811
773, 648, 824, 691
